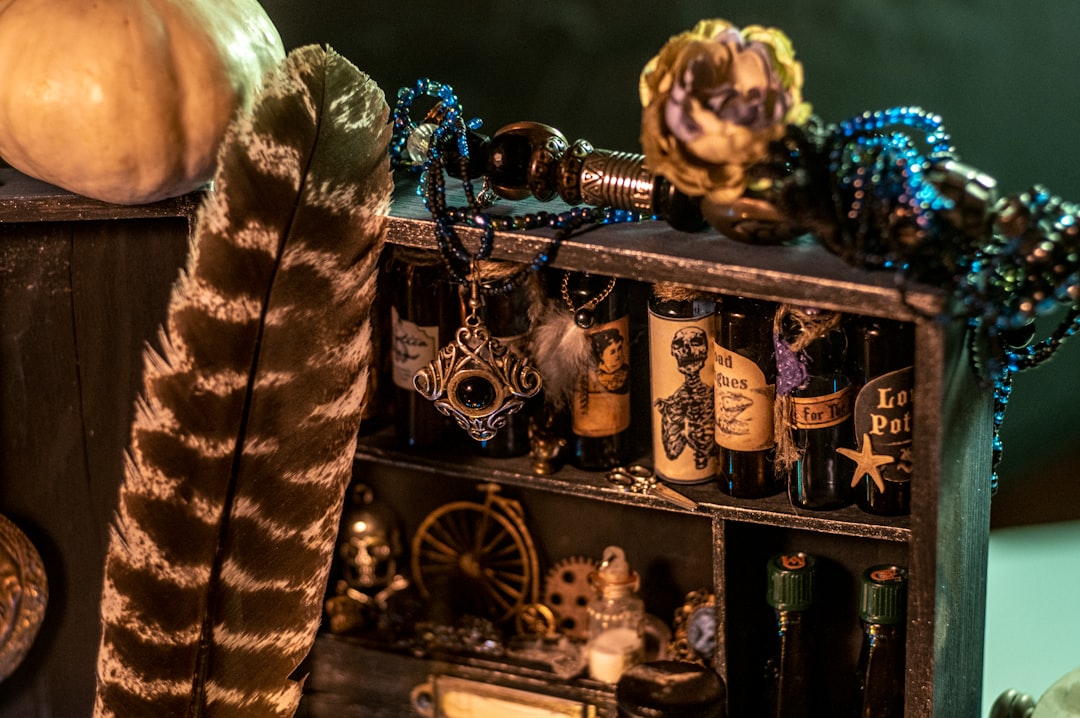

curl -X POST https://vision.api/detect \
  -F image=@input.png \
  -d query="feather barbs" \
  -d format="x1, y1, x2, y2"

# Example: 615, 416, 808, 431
95, 44, 393, 718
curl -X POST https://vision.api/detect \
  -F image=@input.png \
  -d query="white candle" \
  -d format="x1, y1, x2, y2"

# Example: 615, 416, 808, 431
588, 626, 643, 683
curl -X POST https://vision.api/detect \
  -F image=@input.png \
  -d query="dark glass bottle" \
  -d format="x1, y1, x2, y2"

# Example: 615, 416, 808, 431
847, 317, 915, 515
763, 552, 817, 718
567, 272, 633, 471
616, 660, 727, 718
647, 283, 717, 484
387, 246, 457, 449
713, 296, 782, 498
473, 265, 537, 458
854, 565, 908, 717
782, 308, 854, 510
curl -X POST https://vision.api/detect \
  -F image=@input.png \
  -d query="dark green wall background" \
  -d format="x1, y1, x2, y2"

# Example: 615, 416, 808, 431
257, 1, 1080, 526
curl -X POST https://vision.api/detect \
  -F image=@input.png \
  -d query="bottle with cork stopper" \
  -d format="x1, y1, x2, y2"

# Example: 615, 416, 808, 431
586, 545, 645, 684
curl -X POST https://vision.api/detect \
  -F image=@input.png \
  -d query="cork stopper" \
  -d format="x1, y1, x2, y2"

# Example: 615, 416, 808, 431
592, 545, 640, 598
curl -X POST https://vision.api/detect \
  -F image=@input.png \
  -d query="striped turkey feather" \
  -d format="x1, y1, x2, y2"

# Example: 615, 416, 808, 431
94, 44, 392, 717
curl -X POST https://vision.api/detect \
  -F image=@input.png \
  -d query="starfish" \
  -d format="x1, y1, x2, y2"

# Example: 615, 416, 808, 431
837, 433, 895, 493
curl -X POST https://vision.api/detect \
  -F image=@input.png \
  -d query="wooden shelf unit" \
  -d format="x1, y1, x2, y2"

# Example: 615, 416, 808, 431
300, 191, 994, 717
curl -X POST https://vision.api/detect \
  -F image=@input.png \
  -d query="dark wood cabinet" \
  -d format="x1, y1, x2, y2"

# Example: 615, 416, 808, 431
299, 193, 993, 717
0, 169, 198, 717
0, 170, 992, 716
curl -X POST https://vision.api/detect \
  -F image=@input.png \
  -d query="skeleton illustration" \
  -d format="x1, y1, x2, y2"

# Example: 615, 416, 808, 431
655, 327, 714, 469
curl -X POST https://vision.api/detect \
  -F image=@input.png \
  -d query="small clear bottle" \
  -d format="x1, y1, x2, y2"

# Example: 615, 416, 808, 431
854, 565, 908, 717
587, 545, 645, 684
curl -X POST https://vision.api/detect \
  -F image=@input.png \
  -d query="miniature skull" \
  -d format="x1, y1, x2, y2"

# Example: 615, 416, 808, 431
670, 326, 708, 375
338, 496, 403, 592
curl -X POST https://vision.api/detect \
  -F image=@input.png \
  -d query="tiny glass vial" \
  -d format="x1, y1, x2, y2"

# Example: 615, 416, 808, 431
779, 307, 854, 510
567, 272, 634, 471
854, 564, 908, 717
714, 295, 781, 498
648, 282, 718, 484
473, 263, 538, 458
387, 246, 457, 449
587, 545, 645, 684
847, 317, 915, 516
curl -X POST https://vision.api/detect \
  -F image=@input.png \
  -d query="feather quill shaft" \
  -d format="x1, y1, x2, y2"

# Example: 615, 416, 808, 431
94, 45, 392, 717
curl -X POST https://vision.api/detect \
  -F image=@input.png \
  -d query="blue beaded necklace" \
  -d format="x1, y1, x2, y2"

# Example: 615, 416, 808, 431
390, 78, 642, 295
776, 107, 1080, 493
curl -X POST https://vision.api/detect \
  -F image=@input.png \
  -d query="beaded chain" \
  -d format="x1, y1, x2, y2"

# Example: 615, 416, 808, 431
822, 107, 966, 280
391, 79, 1080, 494
811, 107, 1080, 493
986, 305, 1080, 492
390, 78, 641, 294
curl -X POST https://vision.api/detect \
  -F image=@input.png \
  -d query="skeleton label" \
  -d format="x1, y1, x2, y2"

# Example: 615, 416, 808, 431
713, 344, 775, 452
648, 310, 717, 483
391, 306, 439, 390
573, 316, 632, 437
853, 366, 913, 485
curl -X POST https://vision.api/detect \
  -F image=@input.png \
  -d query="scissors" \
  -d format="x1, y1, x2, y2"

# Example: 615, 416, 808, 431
605, 465, 699, 511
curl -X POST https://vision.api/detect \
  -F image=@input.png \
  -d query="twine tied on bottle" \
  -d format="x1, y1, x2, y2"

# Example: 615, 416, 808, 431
772, 304, 843, 478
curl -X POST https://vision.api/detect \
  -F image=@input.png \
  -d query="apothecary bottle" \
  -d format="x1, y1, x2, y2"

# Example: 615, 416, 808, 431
763, 552, 818, 718
713, 295, 782, 498
854, 565, 908, 717
647, 282, 717, 484
847, 317, 915, 515
567, 272, 633, 471
587, 546, 645, 684
473, 262, 537, 458
387, 246, 457, 449
780, 307, 854, 510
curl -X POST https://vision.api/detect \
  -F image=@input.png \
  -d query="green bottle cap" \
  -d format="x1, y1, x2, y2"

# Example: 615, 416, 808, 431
766, 552, 816, 611
859, 565, 908, 625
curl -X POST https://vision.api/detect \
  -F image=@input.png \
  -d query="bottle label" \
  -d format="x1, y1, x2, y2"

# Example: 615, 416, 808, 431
791, 387, 853, 429
853, 366, 913, 485
714, 343, 776, 452
648, 310, 716, 481
391, 306, 439, 390
573, 316, 631, 437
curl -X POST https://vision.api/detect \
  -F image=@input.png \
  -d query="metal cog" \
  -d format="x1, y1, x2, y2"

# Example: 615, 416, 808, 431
541, 555, 598, 640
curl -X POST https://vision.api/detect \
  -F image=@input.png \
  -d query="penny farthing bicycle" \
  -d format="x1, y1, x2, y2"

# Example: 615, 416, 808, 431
410, 483, 540, 625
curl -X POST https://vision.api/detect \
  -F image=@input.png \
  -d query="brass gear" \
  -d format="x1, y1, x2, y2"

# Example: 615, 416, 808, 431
541, 555, 598, 640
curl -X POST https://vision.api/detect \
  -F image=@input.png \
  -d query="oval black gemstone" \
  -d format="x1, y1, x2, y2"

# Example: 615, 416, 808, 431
456, 376, 496, 410
574, 307, 595, 329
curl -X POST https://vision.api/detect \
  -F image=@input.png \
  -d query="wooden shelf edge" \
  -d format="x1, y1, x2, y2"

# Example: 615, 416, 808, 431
354, 430, 911, 542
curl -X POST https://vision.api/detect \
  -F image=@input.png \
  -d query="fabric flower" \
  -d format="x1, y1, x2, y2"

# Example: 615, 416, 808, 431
640, 19, 811, 205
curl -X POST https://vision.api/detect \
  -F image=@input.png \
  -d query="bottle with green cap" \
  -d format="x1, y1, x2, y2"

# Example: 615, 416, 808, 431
854, 564, 908, 717
763, 552, 818, 718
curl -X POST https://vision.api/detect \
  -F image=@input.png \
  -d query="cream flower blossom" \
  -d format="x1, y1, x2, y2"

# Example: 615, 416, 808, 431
640, 19, 811, 205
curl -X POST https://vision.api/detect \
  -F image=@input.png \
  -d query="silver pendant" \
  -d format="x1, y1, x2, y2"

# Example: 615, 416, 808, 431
414, 308, 542, 442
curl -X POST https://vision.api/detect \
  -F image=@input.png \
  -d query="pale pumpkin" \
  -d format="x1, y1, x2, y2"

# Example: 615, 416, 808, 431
0, 0, 286, 204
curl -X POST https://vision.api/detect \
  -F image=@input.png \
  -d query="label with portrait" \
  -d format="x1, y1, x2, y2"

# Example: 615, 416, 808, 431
573, 316, 631, 437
